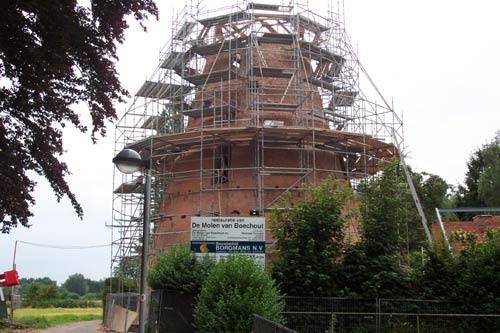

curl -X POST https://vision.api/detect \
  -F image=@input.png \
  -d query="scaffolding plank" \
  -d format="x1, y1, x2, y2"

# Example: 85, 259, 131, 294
303, 76, 336, 91
174, 21, 197, 40
298, 41, 344, 65
258, 33, 295, 44
141, 115, 166, 129
250, 67, 294, 78
247, 3, 293, 12
297, 14, 329, 33
114, 181, 144, 194
322, 109, 354, 121
331, 91, 358, 107
257, 102, 298, 111
310, 111, 342, 123
190, 37, 248, 56
181, 103, 238, 118
136, 81, 193, 99
199, 11, 249, 27
182, 68, 239, 85
160, 51, 191, 69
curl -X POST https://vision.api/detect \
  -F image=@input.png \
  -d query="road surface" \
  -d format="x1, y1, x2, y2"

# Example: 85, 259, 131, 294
37, 320, 101, 333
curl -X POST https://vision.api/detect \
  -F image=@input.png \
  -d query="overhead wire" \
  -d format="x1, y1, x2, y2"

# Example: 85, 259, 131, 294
16, 240, 111, 250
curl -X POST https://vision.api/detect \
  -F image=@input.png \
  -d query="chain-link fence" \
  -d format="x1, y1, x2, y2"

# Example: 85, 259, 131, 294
103, 293, 139, 332
252, 314, 298, 333
148, 290, 196, 333
283, 297, 500, 333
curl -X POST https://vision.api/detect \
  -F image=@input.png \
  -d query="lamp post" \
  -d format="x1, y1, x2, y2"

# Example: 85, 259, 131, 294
112, 148, 151, 333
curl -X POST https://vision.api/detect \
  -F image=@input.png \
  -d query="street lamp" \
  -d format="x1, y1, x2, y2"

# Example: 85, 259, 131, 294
112, 148, 151, 333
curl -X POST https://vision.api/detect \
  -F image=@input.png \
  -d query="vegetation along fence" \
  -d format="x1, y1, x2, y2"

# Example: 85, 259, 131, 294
283, 297, 500, 333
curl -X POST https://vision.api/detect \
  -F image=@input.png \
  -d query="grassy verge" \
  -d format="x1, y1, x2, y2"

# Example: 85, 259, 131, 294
13, 307, 102, 329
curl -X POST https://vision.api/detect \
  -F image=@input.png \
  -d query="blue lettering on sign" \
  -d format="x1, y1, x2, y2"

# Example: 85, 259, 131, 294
190, 241, 265, 254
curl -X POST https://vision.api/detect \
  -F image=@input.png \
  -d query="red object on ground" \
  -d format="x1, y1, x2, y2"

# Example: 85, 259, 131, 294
0, 269, 19, 287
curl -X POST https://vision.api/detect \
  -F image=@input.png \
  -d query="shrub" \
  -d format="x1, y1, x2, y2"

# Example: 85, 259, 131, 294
147, 246, 213, 294
194, 255, 284, 333
21, 299, 100, 308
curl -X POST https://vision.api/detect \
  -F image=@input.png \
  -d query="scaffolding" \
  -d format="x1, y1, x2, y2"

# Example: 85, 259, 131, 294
109, 0, 404, 277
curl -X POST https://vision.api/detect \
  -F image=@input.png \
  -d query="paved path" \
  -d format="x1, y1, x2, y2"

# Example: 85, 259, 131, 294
37, 320, 102, 333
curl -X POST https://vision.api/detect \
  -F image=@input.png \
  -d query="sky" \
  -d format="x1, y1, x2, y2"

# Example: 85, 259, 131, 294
1, 0, 499, 285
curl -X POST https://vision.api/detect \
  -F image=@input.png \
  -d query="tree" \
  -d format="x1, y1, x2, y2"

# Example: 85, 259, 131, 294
339, 162, 418, 298
24, 282, 61, 302
16, 277, 57, 296
477, 136, 500, 206
359, 162, 421, 256
0, 0, 158, 233
62, 273, 88, 296
454, 228, 500, 314
270, 179, 354, 296
456, 131, 500, 216
412, 170, 454, 222
86, 278, 103, 294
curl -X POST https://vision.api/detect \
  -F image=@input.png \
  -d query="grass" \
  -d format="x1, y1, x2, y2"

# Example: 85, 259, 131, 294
12, 307, 102, 329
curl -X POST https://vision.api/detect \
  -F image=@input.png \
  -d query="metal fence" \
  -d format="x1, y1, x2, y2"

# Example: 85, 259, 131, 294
148, 289, 196, 333
252, 314, 298, 333
283, 297, 500, 333
103, 293, 139, 332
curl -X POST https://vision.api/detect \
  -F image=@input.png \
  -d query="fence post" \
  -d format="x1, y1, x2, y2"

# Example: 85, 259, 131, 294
376, 298, 380, 333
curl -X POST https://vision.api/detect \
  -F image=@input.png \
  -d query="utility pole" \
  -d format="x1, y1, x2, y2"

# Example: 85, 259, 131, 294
10, 240, 18, 323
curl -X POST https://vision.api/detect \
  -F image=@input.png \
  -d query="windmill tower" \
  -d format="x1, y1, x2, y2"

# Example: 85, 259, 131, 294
111, 0, 403, 273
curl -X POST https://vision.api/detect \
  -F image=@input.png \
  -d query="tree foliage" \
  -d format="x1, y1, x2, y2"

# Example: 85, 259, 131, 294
147, 246, 213, 294
194, 255, 284, 333
412, 170, 455, 222
456, 131, 500, 216
453, 228, 500, 314
0, 0, 158, 232
358, 164, 417, 256
15, 277, 57, 296
23, 282, 60, 302
270, 179, 354, 297
62, 273, 88, 296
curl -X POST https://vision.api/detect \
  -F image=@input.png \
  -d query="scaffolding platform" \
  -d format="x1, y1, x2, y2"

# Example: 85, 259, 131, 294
331, 91, 358, 107
250, 67, 295, 78
190, 38, 248, 56
256, 102, 298, 111
125, 126, 396, 162
160, 51, 192, 70
199, 10, 249, 27
298, 41, 344, 65
114, 180, 144, 194
297, 14, 329, 33
180, 103, 238, 118
136, 81, 193, 99
258, 33, 295, 44
182, 68, 239, 85
246, 3, 293, 12
304, 76, 336, 91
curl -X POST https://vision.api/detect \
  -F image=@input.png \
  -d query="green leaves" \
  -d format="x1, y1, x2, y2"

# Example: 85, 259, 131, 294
147, 246, 213, 294
270, 179, 354, 297
0, 0, 158, 232
457, 131, 500, 215
194, 255, 284, 333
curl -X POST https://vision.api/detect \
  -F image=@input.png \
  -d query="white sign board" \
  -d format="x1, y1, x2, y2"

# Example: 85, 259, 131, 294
190, 217, 265, 265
